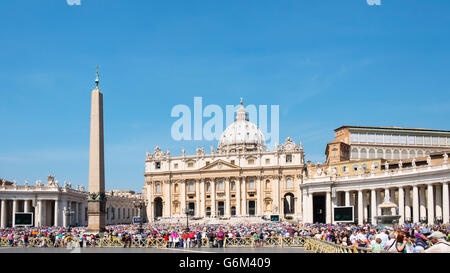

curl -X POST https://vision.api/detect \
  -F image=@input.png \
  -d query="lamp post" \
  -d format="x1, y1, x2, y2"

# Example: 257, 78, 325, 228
64, 207, 75, 232
133, 199, 148, 234
183, 202, 192, 232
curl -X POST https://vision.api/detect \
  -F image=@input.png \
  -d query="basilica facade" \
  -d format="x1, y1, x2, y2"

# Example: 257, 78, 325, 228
144, 101, 450, 225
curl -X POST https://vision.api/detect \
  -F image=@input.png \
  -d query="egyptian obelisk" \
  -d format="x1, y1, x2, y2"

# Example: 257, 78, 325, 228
87, 66, 106, 234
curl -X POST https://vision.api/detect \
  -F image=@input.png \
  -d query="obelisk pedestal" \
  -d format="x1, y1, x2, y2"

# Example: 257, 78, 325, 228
87, 71, 106, 234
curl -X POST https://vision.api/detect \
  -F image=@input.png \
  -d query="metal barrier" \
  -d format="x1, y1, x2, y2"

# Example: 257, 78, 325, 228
0, 236, 382, 252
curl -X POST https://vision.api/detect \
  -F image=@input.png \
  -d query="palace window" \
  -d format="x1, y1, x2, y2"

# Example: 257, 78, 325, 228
392, 135, 399, 144
351, 148, 358, 159
432, 136, 438, 145
350, 132, 358, 143
369, 149, 375, 159
286, 178, 293, 189
440, 137, 446, 145
409, 150, 416, 159
401, 150, 408, 159
393, 150, 400, 159
399, 135, 407, 144
385, 150, 392, 159
218, 180, 224, 191
407, 135, 415, 145
416, 136, 423, 145
286, 154, 292, 163
249, 180, 255, 190
360, 148, 367, 159
425, 150, 431, 155
368, 133, 375, 143
155, 162, 161, 169
417, 150, 424, 157
359, 133, 367, 142
376, 134, 383, 143
377, 149, 383, 158
424, 136, 431, 145
384, 134, 391, 144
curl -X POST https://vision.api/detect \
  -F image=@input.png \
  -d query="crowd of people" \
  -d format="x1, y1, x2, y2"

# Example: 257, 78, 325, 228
1, 222, 449, 253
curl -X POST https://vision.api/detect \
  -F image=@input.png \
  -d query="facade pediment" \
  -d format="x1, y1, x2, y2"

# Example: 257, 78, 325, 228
199, 159, 240, 171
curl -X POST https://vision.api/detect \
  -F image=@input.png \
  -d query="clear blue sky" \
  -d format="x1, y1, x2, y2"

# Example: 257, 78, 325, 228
1, 0, 449, 192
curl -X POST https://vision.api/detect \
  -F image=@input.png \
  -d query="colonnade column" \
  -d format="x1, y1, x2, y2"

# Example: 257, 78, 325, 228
345, 191, 350, 207
225, 178, 231, 217
398, 186, 404, 225
371, 189, 377, 224
241, 178, 247, 216
63, 204, 68, 228
235, 179, 240, 217
435, 184, 442, 222
12, 200, 18, 227
404, 188, 411, 223
357, 190, 363, 225
38, 200, 43, 227
419, 186, 426, 222
1, 200, 7, 228
54, 200, 60, 227
326, 191, 332, 224
24, 200, 31, 213
412, 185, 419, 223
146, 182, 153, 222
363, 192, 368, 223
427, 184, 435, 225
211, 180, 216, 217
443, 182, 449, 224
308, 192, 313, 223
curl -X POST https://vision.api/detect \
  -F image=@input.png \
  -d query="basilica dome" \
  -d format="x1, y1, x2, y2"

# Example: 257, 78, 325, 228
217, 99, 266, 153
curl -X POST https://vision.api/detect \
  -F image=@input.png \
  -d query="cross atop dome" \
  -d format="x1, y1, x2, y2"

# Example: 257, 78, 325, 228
236, 98, 248, 121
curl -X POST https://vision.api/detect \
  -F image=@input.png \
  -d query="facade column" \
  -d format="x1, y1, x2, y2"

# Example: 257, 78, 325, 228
297, 184, 303, 221
1, 200, 7, 228
273, 176, 280, 216
357, 190, 363, 225
398, 186, 404, 225
331, 189, 337, 224
412, 185, 419, 223
24, 200, 31, 213
371, 189, 377, 225
345, 191, 350, 206
363, 191, 368, 223
211, 179, 216, 217
241, 178, 247, 216
12, 200, 18, 227
196, 180, 201, 217
256, 176, 262, 216
427, 184, 435, 225
390, 188, 397, 215
235, 179, 241, 216
54, 200, 60, 227
38, 200, 43, 227
200, 179, 205, 218
165, 181, 171, 218
74, 202, 79, 226
326, 191, 332, 224
419, 186, 426, 222
181, 180, 186, 216
443, 182, 449, 224
225, 178, 231, 217
308, 192, 313, 223
404, 187, 411, 223
435, 184, 442, 222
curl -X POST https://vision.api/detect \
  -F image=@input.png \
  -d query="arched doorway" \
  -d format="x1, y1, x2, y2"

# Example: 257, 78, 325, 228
154, 197, 163, 218
284, 193, 295, 214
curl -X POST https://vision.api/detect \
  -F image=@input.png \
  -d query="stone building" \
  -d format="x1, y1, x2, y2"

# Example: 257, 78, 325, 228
0, 175, 142, 228
144, 101, 305, 221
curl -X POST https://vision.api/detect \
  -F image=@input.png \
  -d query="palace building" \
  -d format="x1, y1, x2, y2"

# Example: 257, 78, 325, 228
143, 101, 450, 225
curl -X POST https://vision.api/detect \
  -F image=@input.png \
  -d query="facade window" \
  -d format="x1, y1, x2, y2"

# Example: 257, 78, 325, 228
425, 150, 431, 155
174, 163, 178, 169
384, 134, 391, 144
248, 159, 255, 165
218, 180, 224, 191
286, 178, 293, 189
362, 164, 367, 171
286, 154, 292, 163
350, 132, 358, 143
401, 150, 408, 159
440, 137, 446, 145
351, 148, 358, 159
407, 135, 415, 145
188, 182, 194, 192
368, 133, 375, 143
369, 149, 375, 159
206, 183, 211, 192
385, 150, 392, 159
359, 133, 367, 142
393, 150, 400, 159
231, 182, 236, 191
265, 180, 271, 189
399, 135, 407, 144
174, 183, 178, 193
392, 135, 399, 144
249, 179, 255, 190
376, 134, 383, 143
377, 149, 383, 158
416, 136, 423, 145
352, 165, 359, 172
155, 162, 161, 169
111, 208, 115, 220
417, 150, 424, 157
187, 162, 194, 168
342, 165, 348, 172
432, 136, 438, 145
156, 183, 161, 193
265, 158, 270, 164
360, 148, 367, 159
424, 136, 431, 145
409, 150, 416, 159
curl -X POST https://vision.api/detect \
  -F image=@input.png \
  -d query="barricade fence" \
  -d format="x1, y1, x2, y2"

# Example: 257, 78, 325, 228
0, 236, 381, 253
